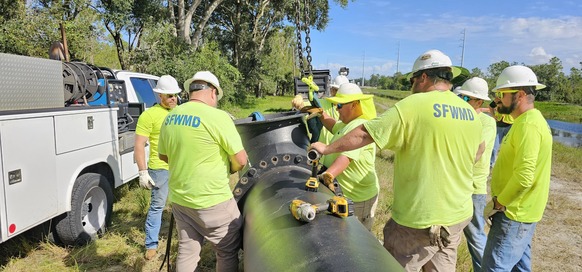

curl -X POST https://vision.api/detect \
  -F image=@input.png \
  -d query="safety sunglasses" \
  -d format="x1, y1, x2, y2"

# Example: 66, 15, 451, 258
409, 71, 423, 85
458, 94, 473, 102
336, 101, 355, 109
494, 90, 519, 99
162, 94, 177, 98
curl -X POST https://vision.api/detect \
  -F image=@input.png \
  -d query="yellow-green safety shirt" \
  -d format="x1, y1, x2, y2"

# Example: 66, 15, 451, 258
322, 118, 379, 202
473, 112, 497, 194
158, 102, 244, 209
320, 99, 339, 144
490, 109, 552, 223
364, 91, 482, 229
135, 104, 171, 170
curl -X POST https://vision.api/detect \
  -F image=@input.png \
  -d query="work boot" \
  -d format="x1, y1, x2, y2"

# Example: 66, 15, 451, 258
145, 249, 157, 260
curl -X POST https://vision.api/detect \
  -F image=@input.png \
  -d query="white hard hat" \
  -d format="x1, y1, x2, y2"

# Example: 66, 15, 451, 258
453, 86, 462, 95
409, 49, 467, 79
457, 77, 491, 101
330, 75, 349, 89
492, 65, 546, 91
326, 83, 373, 104
153, 75, 181, 94
184, 71, 224, 101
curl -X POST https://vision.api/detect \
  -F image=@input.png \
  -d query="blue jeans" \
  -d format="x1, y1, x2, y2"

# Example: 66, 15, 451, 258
482, 212, 537, 272
463, 194, 487, 272
145, 169, 169, 249
490, 125, 511, 168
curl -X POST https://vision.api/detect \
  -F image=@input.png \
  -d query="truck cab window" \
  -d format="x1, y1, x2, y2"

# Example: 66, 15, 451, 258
131, 77, 158, 107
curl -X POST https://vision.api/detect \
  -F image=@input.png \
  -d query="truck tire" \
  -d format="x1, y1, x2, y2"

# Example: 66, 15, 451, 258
54, 173, 113, 246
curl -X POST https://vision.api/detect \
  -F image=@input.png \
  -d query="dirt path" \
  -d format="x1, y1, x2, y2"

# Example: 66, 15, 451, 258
532, 176, 582, 270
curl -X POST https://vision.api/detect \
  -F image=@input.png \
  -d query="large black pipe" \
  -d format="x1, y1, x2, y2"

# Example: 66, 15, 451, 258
234, 112, 403, 271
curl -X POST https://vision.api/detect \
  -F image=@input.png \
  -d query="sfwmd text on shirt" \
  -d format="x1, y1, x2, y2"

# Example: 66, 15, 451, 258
164, 114, 201, 127
433, 103, 475, 120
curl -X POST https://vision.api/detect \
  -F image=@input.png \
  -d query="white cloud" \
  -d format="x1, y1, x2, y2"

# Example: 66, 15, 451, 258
528, 47, 553, 64
315, 3, 582, 75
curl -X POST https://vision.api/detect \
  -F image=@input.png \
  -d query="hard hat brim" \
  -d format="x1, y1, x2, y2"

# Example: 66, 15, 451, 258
326, 93, 374, 104
153, 88, 182, 94
457, 90, 491, 101
492, 82, 546, 92
184, 77, 224, 101
405, 66, 469, 80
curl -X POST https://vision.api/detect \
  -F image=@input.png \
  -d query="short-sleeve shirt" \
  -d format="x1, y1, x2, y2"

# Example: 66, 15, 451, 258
473, 112, 497, 194
135, 104, 171, 170
158, 102, 244, 209
322, 118, 379, 202
364, 91, 482, 229
490, 109, 552, 223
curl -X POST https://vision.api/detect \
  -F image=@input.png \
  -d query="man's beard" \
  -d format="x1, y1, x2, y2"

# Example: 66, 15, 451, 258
497, 94, 517, 114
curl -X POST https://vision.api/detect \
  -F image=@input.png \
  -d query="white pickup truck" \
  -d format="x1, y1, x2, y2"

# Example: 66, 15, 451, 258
0, 53, 159, 245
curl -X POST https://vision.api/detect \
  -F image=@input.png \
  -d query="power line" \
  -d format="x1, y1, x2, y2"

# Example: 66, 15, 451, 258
460, 28, 466, 67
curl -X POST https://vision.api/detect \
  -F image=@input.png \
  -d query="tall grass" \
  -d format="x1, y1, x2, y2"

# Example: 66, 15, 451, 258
535, 101, 582, 123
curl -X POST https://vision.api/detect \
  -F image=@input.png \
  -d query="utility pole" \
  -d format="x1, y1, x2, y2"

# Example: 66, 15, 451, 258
362, 51, 365, 87
460, 28, 466, 67
396, 41, 400, 74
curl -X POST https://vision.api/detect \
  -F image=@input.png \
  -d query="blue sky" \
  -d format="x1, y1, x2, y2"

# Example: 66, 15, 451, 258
307, 0, 582, 80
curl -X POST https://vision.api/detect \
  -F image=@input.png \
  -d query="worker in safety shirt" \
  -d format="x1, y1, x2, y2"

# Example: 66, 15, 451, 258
311, 49, 484, 272
456, 77, 497, 271
158, 71, 247, 272
316, 82, 378, 231
481, 65, 552, 272
292, 74, 348, 144
134, 75, 181, 260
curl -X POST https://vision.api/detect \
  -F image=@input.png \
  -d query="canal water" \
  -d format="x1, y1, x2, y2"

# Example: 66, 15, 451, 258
547, 120, 582, 147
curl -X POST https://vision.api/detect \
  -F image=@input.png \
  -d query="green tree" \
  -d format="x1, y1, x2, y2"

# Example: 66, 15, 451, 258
368, 73, 380, 87
209, 0, 350, 97
94, 0, 164, 69
485, 61, 512, 92
259, 27, 296, 96
568, 66, 582, 105
0, 0, 25, 21
134, 22, 242, 104
29, 0, 101, 61
168, 0, 224, 49
0, 5, 61, 57
530, 57, 565, 101
470, 67, 485, 78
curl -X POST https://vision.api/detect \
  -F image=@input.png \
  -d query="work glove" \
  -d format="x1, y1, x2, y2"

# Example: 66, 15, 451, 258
429, 225, 451, 249
138, 170, 156, 190
292, 94, 305, 110
317, 172, 342, 196
300, 106, 323, 120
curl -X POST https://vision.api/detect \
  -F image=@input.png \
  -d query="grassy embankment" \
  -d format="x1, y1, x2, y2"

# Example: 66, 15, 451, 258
1, 89, 580, 271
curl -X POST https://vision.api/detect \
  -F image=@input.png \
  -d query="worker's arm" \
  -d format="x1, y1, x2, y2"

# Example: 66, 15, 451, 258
134, 134, 149, 171
311, 124, 374, 155
475, 141, 486, 163
319, 111, 337, 132
324, 155, 351, 178
159, 154, 168, 164
230, 149, 248, 173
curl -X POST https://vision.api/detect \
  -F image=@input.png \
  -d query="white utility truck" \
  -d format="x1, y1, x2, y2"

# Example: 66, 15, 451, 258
0, 53, 158, 245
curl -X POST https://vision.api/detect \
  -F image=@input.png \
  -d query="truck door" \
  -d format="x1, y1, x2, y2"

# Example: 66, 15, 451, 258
0, 117, 58, 239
